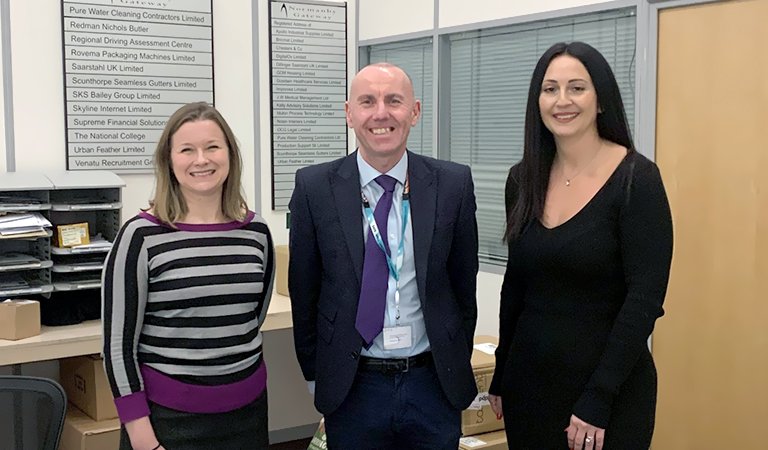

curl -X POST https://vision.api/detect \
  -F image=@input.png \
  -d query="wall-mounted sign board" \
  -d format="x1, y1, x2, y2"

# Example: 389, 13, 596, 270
269, 0, 347, 210
62, 0, 214, 172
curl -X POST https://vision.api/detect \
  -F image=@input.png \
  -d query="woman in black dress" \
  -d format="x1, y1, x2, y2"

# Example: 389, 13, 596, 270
487, 42, 673, 450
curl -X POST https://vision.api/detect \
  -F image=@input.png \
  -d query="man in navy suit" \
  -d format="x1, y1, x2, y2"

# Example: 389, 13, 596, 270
289, 62, 479, 450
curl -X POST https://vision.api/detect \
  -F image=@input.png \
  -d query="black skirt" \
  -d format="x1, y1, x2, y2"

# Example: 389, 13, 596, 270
119, 390, 268, 450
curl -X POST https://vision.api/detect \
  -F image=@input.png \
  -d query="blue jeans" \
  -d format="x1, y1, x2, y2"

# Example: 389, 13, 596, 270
324, 360, 461, 450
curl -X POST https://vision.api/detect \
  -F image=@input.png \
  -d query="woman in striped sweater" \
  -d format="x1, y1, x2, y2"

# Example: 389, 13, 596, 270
102, 102, 275, 450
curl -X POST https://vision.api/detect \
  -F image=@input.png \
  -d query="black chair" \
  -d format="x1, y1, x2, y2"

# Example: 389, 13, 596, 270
0, 376, 67, 450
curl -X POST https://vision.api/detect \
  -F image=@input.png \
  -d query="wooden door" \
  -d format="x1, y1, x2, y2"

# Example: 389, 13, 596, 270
653, 0, 768, 448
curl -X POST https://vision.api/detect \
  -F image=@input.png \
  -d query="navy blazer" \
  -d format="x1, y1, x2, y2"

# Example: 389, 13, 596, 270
288, 150, 479, 415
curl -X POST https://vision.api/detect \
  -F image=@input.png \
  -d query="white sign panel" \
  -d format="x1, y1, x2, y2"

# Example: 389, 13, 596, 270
62, 0, 214, 172
269, 0, 347, 210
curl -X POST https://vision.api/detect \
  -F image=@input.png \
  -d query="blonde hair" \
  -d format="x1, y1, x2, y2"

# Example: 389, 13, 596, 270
151, 102, 247, 225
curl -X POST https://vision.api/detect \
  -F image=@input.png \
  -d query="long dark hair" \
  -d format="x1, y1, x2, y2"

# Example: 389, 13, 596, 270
504, 41, 635, 241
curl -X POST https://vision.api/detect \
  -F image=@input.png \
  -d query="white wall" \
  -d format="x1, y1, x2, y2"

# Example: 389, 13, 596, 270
10, 0, 66, 174
358, 0, 615, 40
358, 0, 434, 41
476, 270, 503, 338
439, 0, 615, 28
0, 9, 6, 173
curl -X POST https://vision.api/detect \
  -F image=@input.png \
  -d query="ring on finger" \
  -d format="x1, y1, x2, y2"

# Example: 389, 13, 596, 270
585, 436, 594, 443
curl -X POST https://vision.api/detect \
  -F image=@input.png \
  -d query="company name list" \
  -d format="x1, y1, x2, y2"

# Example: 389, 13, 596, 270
63, 0, 213, 171
270, 0, 347, 209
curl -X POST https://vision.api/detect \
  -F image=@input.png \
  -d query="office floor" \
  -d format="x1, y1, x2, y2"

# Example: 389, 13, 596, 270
269, 437, 312, 450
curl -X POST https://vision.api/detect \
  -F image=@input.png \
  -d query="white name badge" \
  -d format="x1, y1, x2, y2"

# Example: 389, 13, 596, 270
383, 325, 412, 350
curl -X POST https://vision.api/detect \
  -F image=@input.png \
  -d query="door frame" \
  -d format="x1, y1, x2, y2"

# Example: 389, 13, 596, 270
634, 0, 728, 351
637, 0, 730, 163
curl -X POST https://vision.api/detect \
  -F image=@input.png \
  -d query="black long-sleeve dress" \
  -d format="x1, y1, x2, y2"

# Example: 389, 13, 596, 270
489, 151, 673, 449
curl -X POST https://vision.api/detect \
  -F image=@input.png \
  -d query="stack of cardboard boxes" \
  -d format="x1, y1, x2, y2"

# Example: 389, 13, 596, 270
58, 355, 120, 450
459, 335, 507, 450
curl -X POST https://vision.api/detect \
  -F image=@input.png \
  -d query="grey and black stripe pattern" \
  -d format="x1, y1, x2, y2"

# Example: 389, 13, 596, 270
102, 213, 274, 399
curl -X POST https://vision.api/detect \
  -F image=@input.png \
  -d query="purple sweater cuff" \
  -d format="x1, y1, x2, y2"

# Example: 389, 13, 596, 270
114, 391, 151, 424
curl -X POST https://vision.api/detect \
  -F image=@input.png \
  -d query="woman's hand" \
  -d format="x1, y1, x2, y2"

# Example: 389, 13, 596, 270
565, 414, 605, 450
124, 416, 162, 450
487, 394, 503, 420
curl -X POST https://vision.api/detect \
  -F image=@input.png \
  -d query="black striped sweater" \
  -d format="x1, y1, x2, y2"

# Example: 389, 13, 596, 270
101, 211, 274, 423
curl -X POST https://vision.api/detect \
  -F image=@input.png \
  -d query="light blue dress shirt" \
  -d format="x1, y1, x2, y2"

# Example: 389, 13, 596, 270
357, 151, 430, 358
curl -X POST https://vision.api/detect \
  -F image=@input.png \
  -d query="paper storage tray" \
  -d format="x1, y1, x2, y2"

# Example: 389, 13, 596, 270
51, 245, 111, 256
50, 202, 122, 212
0, 283, 54, 297
52, 272, 102, 292
52, 280, 101, 292
51, 263, 104, 273
0, 256, 53, 272
0, 203, 51, 213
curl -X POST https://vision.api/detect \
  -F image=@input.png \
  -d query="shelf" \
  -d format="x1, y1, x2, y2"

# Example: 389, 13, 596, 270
0, 293, 292, 366
44, 171, 125, 190
0, 203, 51, 213
0, 171, 123, 367
0, 173, 53, 192
51, 245, 111, 255
53, 280, 101, 291
261, 293, 292, 332
0, 229, 52, 241
0, 259, 53, 273
0, 284, 54, 297
51, 263, 104, 273
0, 320, 102, 366
50, 202, 121, 212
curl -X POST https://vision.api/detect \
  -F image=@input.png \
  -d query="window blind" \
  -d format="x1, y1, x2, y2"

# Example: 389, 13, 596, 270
447, 9, 636, 265
366, 37, 434, 156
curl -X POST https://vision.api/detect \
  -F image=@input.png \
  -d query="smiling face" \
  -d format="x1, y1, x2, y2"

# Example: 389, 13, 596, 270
346, 64, 421, 165
539, 55, 600, 140
170, 119, 230, 201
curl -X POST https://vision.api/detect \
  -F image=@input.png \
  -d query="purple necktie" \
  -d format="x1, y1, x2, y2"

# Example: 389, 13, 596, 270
355, 175, 397, 348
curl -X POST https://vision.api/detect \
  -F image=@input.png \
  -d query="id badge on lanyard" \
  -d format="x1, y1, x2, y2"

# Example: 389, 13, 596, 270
361, 176, 410, 326
383, 326, 412, 350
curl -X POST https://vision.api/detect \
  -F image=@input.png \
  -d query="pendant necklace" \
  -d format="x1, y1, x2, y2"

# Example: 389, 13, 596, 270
561, 144, 604, 187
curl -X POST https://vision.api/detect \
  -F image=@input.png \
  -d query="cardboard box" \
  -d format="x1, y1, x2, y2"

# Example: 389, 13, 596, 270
54, 222, 90, 248
462, 335, 505, 436
59, 355, 118, 421
459, 430, 508, 449
0, 299, 40, 340
59, 404, 120, 450
275, 244, 289, 296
